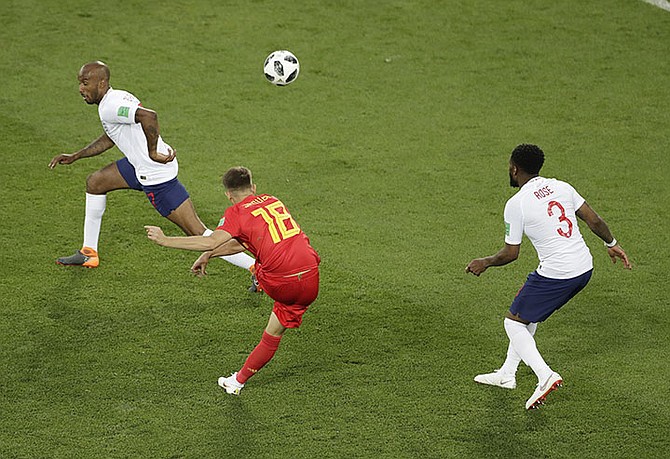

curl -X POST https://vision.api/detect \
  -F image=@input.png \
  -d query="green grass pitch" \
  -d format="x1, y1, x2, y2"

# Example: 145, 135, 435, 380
1, 0, 669, 457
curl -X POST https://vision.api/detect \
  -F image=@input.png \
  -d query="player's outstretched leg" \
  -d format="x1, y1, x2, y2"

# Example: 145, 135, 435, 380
218, 331, 283, 396
218, 313, 286, 395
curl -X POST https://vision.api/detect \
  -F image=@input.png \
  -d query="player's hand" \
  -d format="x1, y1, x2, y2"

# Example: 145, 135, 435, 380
149, 147, 176, 164
144, 225, 166, 245
49, 153, 78, 169
607, 245, 632, 270
191, 252, 212, 277
466, 258, 488, 276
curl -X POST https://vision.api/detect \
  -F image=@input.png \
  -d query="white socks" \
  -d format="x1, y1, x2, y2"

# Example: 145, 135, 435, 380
499, 322, 536, 376
83, 193, 107, 251
503, 318, 552, 383
219, 252, 255, 270
202, 229, 255, 270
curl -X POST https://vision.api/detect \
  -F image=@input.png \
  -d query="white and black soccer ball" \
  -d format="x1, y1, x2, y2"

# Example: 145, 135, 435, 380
263, 50, 300, 86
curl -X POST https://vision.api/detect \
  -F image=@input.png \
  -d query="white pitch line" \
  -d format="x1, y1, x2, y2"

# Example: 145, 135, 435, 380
641, 0, 670, 12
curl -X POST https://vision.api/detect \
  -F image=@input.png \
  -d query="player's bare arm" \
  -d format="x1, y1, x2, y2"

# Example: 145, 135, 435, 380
209, 239, 246, 257
145, 226, 232, 251
466, 243, 520, 276
575, 202, 614, 243
48, 133, 115, 169
576, 202, 632, 269
135, 107, 175, 164
191, 240, 247, 277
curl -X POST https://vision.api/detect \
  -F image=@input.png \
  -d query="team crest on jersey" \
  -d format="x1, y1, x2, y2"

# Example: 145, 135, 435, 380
117, 106, 130, 117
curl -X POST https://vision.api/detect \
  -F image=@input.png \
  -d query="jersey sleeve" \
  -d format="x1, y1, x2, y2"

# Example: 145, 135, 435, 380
99, 92, 140, 125
217, 207, 241, 237
504, 198, 524, 245
567, 183, 586, 210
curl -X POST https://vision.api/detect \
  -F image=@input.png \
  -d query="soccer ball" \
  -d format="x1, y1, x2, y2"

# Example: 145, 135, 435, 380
264, 50, 300, 86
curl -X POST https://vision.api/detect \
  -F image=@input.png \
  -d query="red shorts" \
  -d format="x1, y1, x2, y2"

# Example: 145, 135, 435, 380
257, 268, 319, 329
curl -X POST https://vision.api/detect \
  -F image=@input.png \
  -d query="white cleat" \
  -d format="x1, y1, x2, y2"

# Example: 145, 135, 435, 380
218, 372, 244, 396
526, 372, 563, 410
474, 370, 517, 389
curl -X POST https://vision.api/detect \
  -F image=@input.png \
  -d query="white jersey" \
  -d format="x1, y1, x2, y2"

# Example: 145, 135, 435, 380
504, 176, 593, 279
98, 88, 178, 186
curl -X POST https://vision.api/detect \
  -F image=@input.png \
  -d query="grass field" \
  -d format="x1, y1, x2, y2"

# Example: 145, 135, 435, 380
1, 0, 669, 457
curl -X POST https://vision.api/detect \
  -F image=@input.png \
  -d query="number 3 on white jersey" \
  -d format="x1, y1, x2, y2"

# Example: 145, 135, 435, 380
547, 200, 573, 238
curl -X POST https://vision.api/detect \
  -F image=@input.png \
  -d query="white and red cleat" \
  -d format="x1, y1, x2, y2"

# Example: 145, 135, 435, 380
526, 372, 563, 410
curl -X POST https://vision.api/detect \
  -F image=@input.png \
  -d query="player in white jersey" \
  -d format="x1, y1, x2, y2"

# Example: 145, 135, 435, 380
49, 62, 257, 286
466, 144, 631, 410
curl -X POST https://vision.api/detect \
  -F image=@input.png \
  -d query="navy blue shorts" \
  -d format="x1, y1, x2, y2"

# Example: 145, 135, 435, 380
116, 158, 189, 217
509, 269, 593, 323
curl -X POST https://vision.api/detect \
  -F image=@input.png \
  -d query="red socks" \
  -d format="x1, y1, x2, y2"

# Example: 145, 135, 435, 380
237, 331, 283, 384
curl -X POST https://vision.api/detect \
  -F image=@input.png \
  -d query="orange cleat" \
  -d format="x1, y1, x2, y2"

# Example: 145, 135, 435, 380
56, 247, 99, 268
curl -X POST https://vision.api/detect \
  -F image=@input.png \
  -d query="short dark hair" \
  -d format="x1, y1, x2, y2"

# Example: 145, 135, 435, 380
223, 166, 253, 191
510, 144, 545, 174
81, 61, 110, 81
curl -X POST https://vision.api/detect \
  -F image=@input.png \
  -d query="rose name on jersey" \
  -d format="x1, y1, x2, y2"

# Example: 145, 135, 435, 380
533, 186, 554, 200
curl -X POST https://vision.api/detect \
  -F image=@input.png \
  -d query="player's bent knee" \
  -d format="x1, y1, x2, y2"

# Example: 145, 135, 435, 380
86, 166, 126, 194
85, 171, 105, 194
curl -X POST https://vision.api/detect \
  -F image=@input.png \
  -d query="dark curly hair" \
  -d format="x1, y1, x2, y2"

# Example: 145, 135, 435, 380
510, 144, 545, 175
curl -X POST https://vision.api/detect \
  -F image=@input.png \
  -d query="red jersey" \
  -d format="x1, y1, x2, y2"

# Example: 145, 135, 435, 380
216, 194, 320, 276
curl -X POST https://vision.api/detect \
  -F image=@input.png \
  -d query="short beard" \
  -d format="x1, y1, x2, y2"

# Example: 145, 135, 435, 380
509, 173, 519, 188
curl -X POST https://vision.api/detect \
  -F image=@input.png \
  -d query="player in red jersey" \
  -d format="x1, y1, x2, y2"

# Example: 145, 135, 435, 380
145, 166, 320, 395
